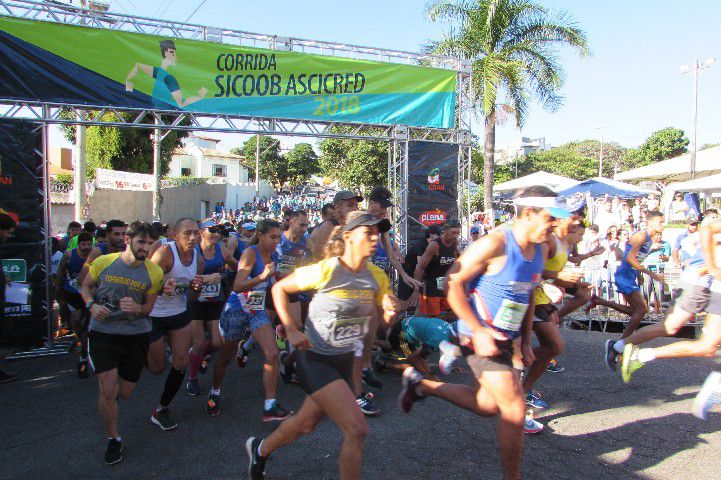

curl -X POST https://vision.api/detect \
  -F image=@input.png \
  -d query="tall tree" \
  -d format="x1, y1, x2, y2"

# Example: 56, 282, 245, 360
318, 136, 387, 190
621, 127, 689, 170
426, 0, 589, 210
59, 112, 187, 178
233, 136, 287, 187
285, 143, 321, 187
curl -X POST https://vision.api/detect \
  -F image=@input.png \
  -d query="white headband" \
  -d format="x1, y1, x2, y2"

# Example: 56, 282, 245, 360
514, 196, 563, 208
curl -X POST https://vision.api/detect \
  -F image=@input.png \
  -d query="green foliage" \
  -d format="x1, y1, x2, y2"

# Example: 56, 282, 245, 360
700, 143, 720, 150
58, 110, 187, 178
425, 0, 590, 210
621, 127, 689, 170
235, 136, 287, 187
285, 143, 320, 186
318, 132, 387, 189
162, 176, 208, 187
54, 172, 73, 184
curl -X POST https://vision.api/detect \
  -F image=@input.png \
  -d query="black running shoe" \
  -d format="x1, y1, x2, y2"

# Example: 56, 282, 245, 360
186, 378, 202, 396
278, 351, 296, 385
151, 407, 178, 431
0, 370, 17, 384
262, 401, 292, 422
356, 392, 380, 416
77, 360, 89, 379
604, 339, 620, 371
245, 436, 267, 480
104, 438, 123, 465
398, 367, 424, 414
207, 393, 220, 416
362, 368, 383, 389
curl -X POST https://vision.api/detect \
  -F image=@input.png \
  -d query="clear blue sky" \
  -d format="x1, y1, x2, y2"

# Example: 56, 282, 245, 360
56, 0, 721, 151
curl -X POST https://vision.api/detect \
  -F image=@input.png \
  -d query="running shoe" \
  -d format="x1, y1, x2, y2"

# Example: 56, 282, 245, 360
207, 393, 221, 416
524, 410, 544, 434
693, 371, 721, 420
372, 351, 388, 373
104, 438, 123, 465
621, 343, 644, 384
77, 360, 89, 379
584, 294, 598, 315
604, 339, 620, 371
356, 392, 380, 416
438, 340, 461, 375
362, 368, 383, 390
236, 345, 249, 368
0, 370, 17, 384
546, 358, 565, 373
262, 401, 292, 422
275, 324, 287, 350
199, 355, 209, 375
398, 367, 424, 414
525, 390, 549, 409
186, 378, 202, 396
245, 436, 267, 480
151, 407, 178, 431
278, 351, 295, 385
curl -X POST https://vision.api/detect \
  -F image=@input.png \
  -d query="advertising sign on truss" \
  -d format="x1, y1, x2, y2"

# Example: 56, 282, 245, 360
0, 16, 457, 129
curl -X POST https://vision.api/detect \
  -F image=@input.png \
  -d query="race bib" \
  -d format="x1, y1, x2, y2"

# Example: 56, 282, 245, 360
246, 290, 267, 311
69, 278, 80, 291
199, 282, 221, 299
328, 316, 370, 348
435, 277, 446, 291
171, 283, 189, 297
492, 299, 527, 332
278, 261, 295, 274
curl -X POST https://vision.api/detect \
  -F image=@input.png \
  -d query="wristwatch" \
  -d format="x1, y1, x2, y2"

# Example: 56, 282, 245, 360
85, 300, 95, 310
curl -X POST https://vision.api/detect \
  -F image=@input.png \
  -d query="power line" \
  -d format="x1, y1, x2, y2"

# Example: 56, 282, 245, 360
183, 0, 207, 23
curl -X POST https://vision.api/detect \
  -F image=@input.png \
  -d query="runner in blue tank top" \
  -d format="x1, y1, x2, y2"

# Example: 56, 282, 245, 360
619, 209, 721, 385
398, 186, 570, 480
186, 221, 238, 396
54, 231, 94, 378
208, 219, 292, 422
78, 219, 127, 287
587, 210, 666, 369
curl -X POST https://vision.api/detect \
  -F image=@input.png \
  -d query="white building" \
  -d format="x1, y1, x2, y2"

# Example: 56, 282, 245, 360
494, 136, 547, 164
169, 135, 249, 184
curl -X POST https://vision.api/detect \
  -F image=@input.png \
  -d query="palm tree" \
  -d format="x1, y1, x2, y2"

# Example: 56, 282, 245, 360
425, 0, 589, 212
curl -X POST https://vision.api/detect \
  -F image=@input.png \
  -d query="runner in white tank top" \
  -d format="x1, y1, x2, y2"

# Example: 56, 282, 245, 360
147, 219, 204, 431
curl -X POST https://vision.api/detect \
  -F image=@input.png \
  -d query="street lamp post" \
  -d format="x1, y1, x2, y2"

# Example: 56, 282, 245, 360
681, 58, 715, 180
595, 126, 604, 177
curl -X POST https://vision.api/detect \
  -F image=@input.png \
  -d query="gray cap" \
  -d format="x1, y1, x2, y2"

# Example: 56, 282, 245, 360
343, 213, 391, 233
333, 190, 363, 203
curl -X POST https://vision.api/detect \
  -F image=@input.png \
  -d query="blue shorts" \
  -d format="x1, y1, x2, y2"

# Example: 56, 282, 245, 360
219, 307, 271, 341
614, 272, 640, 296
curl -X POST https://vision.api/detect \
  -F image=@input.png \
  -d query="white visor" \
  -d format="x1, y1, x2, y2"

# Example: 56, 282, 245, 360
514, 196, 571, 219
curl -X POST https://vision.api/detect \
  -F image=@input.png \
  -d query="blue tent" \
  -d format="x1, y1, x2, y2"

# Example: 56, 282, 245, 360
556, 177, 656, 199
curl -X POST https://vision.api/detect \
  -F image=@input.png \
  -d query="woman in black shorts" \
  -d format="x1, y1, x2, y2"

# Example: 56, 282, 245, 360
245, 211, 405, 480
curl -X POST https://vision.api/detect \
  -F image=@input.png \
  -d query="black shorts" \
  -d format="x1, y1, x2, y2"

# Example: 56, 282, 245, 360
533, 304, 558, 323
189, 301, 224, 321
295, 350, 355, 395
148, 310, 192, 342
64, 291, 85, 312
465, 339, 514, 373
88, 331, 149, 383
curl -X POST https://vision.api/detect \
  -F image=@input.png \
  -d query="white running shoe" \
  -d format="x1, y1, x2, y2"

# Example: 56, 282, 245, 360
524, 410, 544, 434
438, 340, 461, 375
693, 371, 721, 420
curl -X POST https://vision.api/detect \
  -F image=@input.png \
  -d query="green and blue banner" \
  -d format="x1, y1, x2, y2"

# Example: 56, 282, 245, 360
0, 16, 457, 128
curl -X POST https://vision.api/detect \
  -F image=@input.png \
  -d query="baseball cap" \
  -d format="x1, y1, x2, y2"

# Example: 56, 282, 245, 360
686, 212, 701, 224
342, 212, 391, 233
199, 219, 215, 229
470, 226, 480, 234
514, 196, 571, 219
333, 190, 363, 203
242, 222, 256, 231
368, 186, 393, 208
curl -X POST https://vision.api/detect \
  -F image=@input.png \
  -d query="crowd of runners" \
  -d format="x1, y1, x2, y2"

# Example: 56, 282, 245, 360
21, 182, 721, 480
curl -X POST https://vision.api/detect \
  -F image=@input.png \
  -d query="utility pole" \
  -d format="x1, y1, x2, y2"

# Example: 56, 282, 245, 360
596, 126, 604, 177
152, 117, 161, 221
74, 116, 86, 220
255, 134, 260, 195
681, 58, 714, 179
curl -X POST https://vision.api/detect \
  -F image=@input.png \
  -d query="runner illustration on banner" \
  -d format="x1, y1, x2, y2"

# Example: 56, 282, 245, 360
125, 40, 208, 109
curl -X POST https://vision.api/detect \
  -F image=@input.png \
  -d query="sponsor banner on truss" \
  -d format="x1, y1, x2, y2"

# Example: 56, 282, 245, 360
407, 141, 459, 246
0, 17, 457, 128
95, 168, 154, 191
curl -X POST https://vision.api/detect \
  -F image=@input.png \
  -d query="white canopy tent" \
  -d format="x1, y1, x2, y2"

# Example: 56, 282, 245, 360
615, 146, 721, 182
493, 171, 579, 193
660, 172, 721, 220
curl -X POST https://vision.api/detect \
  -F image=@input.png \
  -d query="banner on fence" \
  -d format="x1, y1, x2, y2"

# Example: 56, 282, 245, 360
0, 17, 457, 128
406, 141, 459, 247
95, 168, 154, 191
0, 120, 47, 348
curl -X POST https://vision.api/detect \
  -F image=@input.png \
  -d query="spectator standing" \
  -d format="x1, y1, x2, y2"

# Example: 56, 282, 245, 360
670, 192, 689, 223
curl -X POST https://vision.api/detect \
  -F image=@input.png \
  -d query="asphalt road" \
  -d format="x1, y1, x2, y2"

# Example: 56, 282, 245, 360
2, 328, 720, 480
